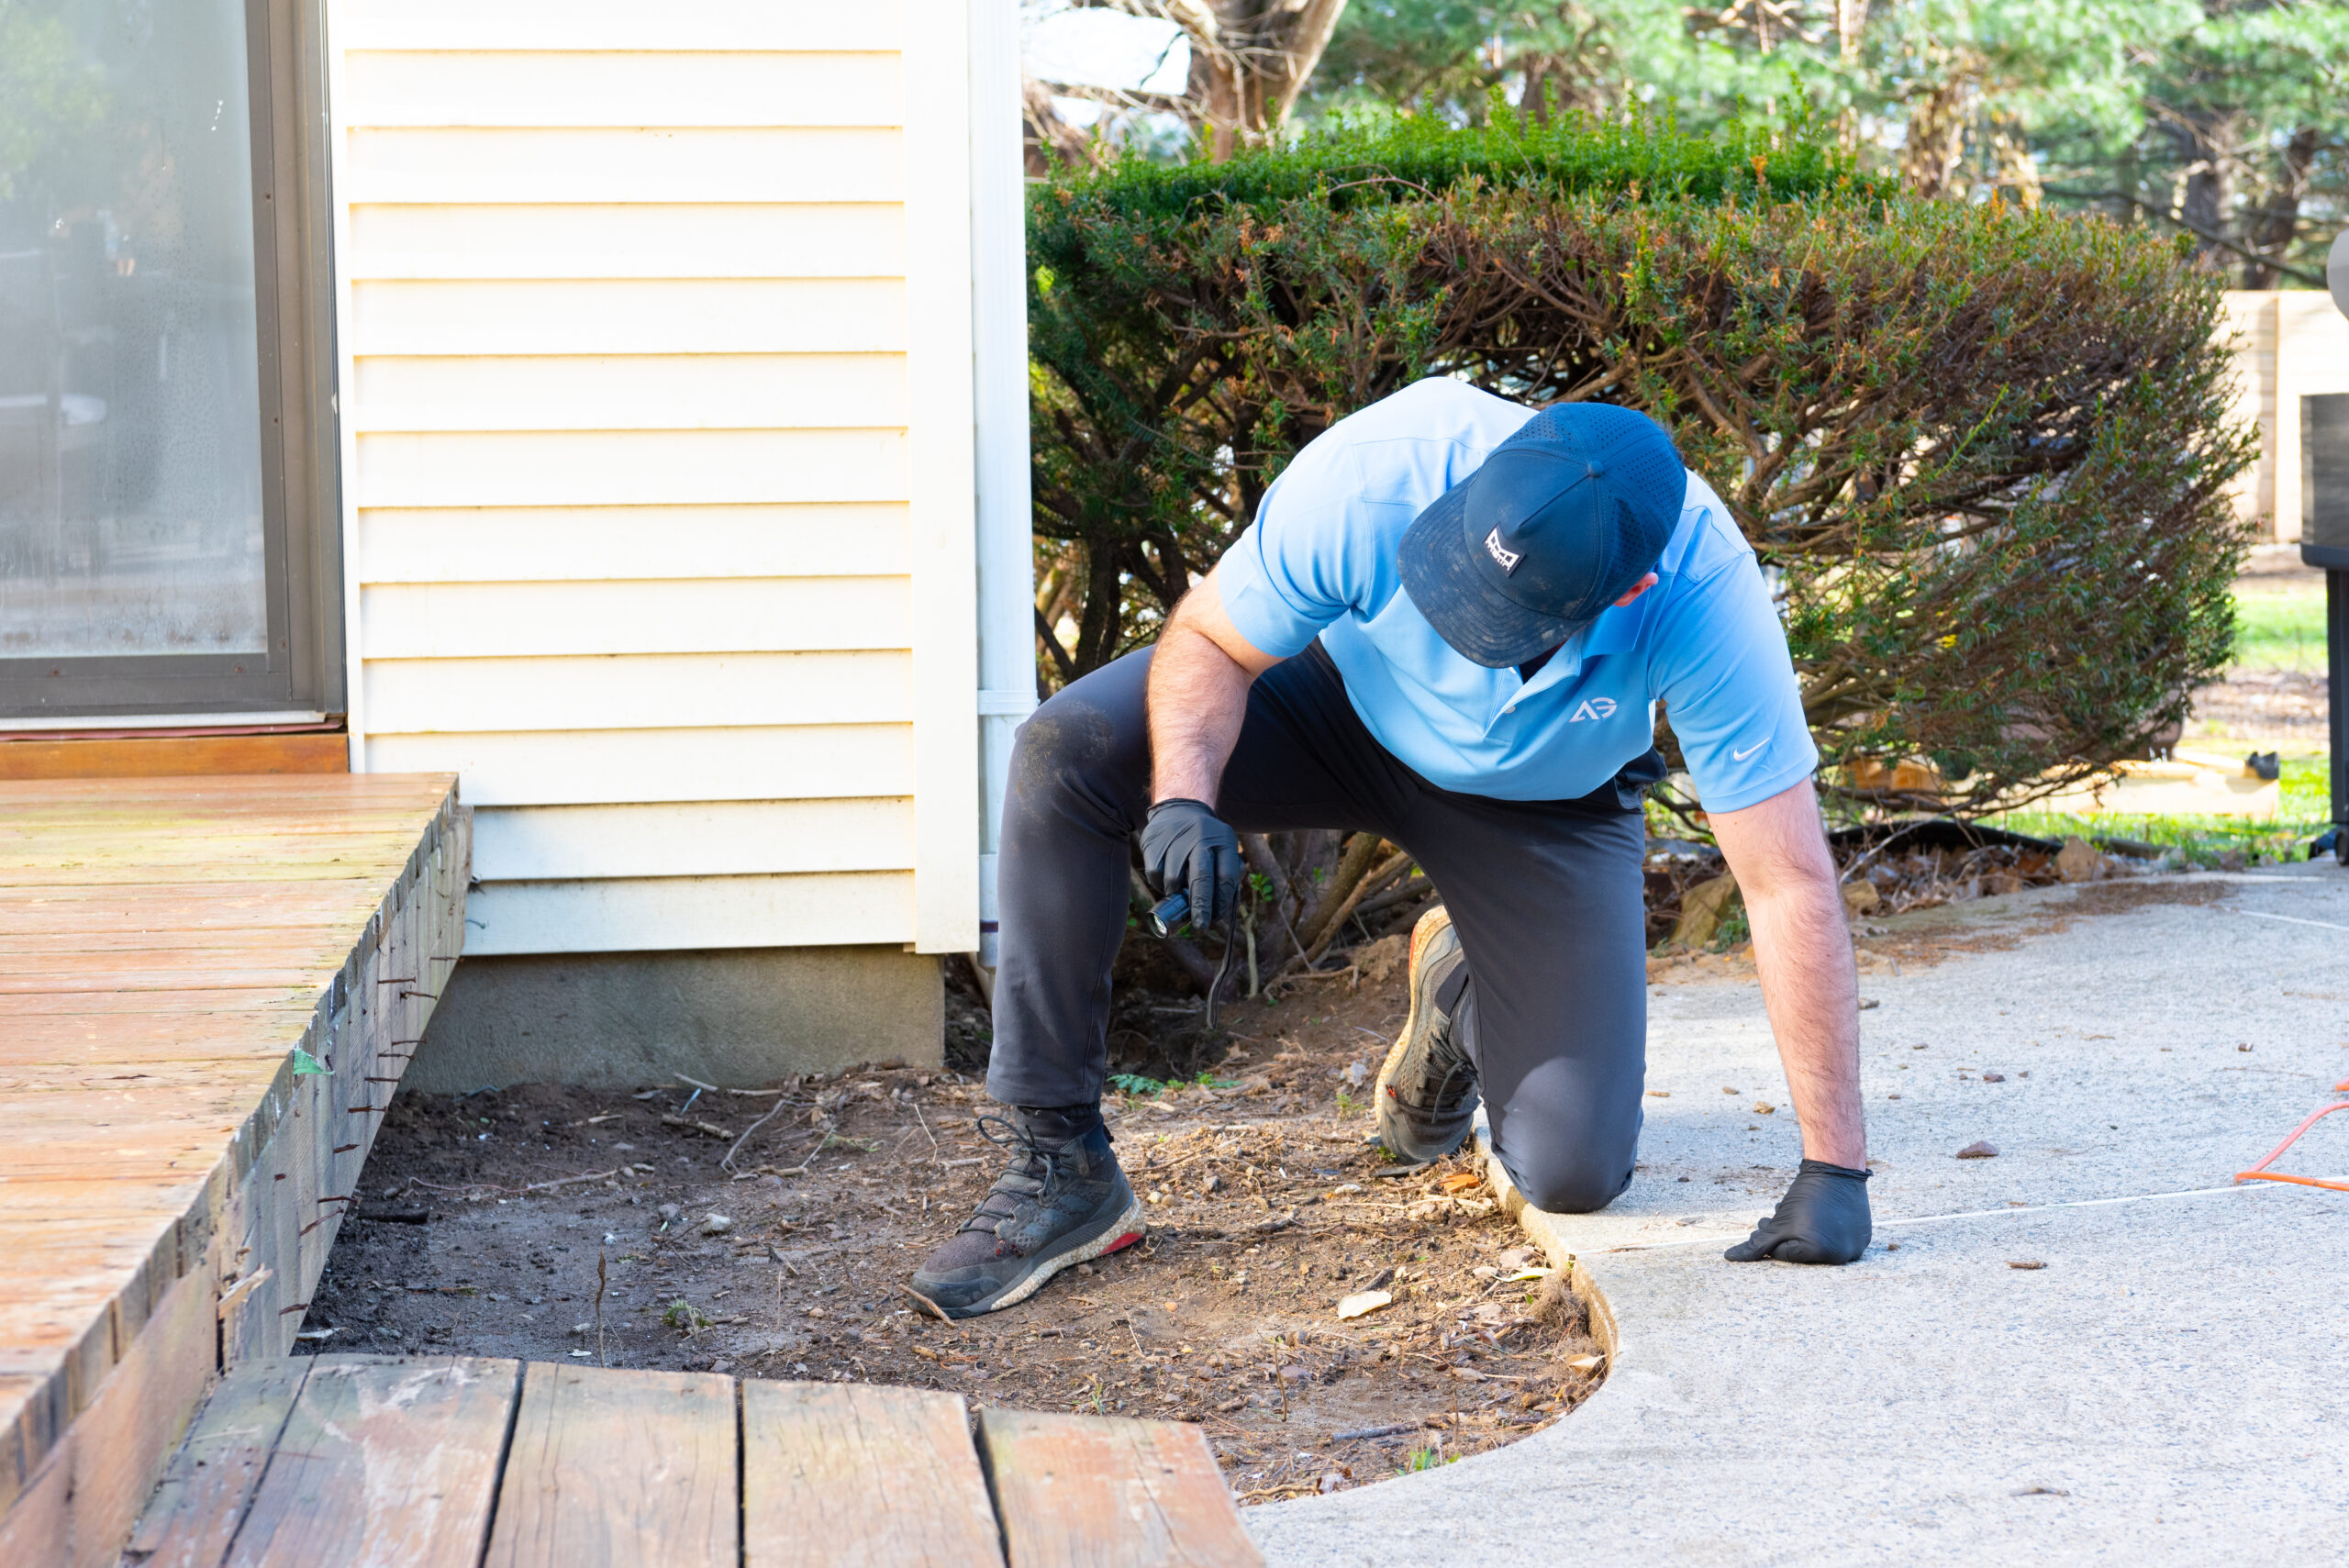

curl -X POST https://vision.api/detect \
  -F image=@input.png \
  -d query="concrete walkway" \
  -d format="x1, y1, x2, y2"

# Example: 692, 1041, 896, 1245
1251, 865, 2349, 1565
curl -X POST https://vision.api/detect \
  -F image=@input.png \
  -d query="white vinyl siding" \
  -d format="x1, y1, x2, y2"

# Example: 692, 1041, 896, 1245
333, 0, 979, 955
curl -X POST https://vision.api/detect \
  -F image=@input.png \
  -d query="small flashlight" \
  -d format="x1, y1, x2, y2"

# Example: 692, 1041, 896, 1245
1148, 893, 1189, 937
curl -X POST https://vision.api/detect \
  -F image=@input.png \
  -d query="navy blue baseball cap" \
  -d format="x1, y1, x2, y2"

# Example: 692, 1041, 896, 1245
1397, 402, 1687, 668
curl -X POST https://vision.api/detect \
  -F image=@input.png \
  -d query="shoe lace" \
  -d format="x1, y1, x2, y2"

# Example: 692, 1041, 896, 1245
1400, 1015, 1478, 1119
953, 1115, 1074, 1238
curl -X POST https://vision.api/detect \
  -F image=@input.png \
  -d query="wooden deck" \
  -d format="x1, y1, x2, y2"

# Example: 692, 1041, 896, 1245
0, 775, 467, 1563
126, 1355, 1262, 1567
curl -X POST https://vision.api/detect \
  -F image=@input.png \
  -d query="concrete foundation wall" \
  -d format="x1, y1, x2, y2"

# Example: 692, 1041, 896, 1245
406, 945, 943, 1093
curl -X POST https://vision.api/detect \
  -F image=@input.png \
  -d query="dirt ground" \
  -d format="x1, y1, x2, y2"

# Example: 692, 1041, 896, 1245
308, 940, 1610, 1503
310, 850, 2233, 1504
2188, 668, 2331, 751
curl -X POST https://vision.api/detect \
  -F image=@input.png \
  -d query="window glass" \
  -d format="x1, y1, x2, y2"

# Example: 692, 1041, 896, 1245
0, 0, 267, 660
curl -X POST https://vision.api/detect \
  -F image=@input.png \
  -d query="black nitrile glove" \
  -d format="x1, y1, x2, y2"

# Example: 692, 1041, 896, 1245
1723, 1158, 1872, 1264
1141, 797, 1241, 931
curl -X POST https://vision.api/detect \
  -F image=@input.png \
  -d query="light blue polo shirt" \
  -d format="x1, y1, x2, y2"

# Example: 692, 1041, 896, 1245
1216, 378, 1818, 811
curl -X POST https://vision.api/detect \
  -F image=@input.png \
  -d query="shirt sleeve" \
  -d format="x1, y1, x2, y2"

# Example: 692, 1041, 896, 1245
1648, 551, 1819, 814
1213, 499, 1370, 659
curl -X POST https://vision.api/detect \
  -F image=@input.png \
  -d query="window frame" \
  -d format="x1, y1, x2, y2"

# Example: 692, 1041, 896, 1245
0, 0, 344, 723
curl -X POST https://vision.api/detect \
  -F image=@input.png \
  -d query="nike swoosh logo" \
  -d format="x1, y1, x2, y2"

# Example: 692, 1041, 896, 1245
1731, 739, 1770, 762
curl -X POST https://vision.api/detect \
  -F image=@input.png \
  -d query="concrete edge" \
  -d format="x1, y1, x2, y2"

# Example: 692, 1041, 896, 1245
1476, 1126, 1619, 1364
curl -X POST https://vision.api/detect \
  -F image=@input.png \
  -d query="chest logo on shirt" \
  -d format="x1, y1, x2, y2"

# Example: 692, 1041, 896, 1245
1483, 528, 1523, 574
1569, 697, 1619, 722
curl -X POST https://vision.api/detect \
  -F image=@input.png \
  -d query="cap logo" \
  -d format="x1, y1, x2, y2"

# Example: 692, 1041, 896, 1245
1483, 528, 1522, 575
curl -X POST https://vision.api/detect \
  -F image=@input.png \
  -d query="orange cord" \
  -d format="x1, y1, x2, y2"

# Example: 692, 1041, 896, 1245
2233, 1099, 2349, 1193
2236, 1171, 2349, 1193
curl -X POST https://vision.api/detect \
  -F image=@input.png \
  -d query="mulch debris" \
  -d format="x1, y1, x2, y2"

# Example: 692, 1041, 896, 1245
312, 963, 1604, 1501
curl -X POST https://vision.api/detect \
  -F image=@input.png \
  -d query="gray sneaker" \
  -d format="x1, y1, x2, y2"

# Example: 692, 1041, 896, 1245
1374, 906, 1481, 1162
907, 1118, 1143, 1319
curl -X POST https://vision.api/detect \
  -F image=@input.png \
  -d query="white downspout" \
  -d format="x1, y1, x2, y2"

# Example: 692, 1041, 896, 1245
969, 1, 1036, 977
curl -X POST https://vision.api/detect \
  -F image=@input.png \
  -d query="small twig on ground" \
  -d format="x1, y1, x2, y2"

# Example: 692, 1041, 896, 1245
407, 1168, 618, 1198
721, 1098, 791, 1173
661, 1113, 735, 1139
912, 1099, 941, 1154
595, 1251, 607, 1367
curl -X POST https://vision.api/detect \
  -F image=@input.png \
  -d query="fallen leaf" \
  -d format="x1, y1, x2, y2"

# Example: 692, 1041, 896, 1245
1752, 1102, 1776, 1115
1645, 1089, 1671, 1098
1564, 1353, 1605, 1373
1955, 1140, 1999, 1159
1501, 1267, 1553, 1283
1440, 1172, 1483, 1195
2007, 1260, 2046, 1270
1721, 1086, 1740, 1095
1336, 1289, 1394, 1321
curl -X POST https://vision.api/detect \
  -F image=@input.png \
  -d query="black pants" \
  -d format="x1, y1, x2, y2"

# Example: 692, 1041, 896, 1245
986, 644, 1659, 1214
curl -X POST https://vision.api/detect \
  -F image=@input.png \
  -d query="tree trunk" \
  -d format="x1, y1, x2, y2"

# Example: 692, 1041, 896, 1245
1901, 74, 1975, 201
2242, 126, 2318, 288
1166, 0, 1351, 161
2178, 111, 2239, 270
1834, 0, 1869, 59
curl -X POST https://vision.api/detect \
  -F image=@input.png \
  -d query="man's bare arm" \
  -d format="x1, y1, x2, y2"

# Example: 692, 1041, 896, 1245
1148, 567, 1283, 806
1709, 778, 1867, 1169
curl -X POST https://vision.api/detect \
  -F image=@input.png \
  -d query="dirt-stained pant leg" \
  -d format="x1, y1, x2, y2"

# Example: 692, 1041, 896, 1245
986, 646, 1388, 1110
1402, 792, 1652, 1213
989, 643, 1653, 1217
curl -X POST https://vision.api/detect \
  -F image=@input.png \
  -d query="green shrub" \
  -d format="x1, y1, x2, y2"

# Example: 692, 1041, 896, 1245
1028, 107, 2254, 814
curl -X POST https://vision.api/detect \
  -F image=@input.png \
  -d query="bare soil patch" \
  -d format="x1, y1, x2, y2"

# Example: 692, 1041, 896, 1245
312, 956, 1603, 1503
2188, 669, 2330, 750
312, 854, 2229, 1500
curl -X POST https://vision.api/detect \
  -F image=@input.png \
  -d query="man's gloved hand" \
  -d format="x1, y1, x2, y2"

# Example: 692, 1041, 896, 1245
1723, 1158, 1872, 1264
1141, 797, 1241, 930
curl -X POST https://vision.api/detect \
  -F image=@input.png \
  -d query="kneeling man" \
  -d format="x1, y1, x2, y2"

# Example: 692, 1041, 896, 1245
909, 378, 1872, 1318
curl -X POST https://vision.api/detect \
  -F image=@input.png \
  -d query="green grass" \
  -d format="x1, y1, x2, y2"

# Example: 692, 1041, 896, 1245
2229, 585, 2329, 675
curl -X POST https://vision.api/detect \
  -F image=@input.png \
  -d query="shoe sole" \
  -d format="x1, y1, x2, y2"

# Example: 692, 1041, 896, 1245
1375, 906, 1475, 1162
910, 1194, 1148, 1321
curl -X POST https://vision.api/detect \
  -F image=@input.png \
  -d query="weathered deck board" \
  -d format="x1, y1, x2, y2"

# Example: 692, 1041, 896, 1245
225, 1357, 519, 1568
742, 1381, 1005, 1568
131, 1362, 1258, 1568
978, 1407, 1264, 1568
120, 1358, 314, 1568
0, 774, 464, 1562
484, 1362, 738, 1568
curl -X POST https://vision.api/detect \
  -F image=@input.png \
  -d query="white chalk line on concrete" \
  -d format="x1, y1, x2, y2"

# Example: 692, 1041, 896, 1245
2235, 908, 2349, 934
1593, 1180, 2282, 1251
